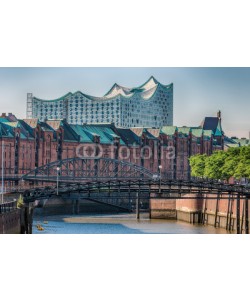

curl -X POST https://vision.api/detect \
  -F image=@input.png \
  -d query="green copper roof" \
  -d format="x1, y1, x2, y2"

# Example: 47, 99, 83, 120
0, 118, 9, 123
214, 127, 222, 136
0, 120, 34, 139
70, 125, 93, 143
0, 122, 15, 138
191, 128, 203, 137
114, 128, 140, 146
177, 127, 191, 136
203, 130, 213, 138
70, 124, 125, 145
160, 126, 177, 136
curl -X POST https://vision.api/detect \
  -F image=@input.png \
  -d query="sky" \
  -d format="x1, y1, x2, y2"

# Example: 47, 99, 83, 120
0, 67, 249, 138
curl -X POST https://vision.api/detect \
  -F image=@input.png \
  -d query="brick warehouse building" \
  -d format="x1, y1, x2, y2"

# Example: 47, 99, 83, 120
0, 111, 224, 187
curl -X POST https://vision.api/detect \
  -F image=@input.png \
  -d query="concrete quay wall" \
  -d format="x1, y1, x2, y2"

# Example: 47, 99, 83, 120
150, 193, 249, 232
0, 210, 21, 234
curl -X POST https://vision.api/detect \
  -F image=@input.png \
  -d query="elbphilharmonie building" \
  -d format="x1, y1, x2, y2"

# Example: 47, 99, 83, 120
26, 76, 173, 128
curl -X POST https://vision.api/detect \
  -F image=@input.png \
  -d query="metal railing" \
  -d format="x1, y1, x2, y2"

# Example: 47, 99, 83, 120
0, 199, 18, 214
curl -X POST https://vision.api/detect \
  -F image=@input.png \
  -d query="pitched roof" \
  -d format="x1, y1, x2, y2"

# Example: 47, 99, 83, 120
146, 128, 160, 138
46, 120, 63, 130
81, 124, 126, 145
69, 125, 93, 143
203, 130, 213, 138
0, 122, 15, 138
23, 118, 39, 128
177, 127, 191, 136
18, 119, 35, 138
130, 128, 144, 137
0, 118, 9, 123
113, 128, 140, 146
191, 128, 203, 137
0, 120, 34, 139
200, 117, 223, 136
39, 122, 54, 132
160, 126, 177, 136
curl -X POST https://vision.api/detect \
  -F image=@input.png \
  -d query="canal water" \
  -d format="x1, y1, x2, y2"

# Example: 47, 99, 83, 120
33, 213, 228, 234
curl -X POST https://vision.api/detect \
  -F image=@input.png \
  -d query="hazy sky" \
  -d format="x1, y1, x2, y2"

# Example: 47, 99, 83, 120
0, 67, 249, 138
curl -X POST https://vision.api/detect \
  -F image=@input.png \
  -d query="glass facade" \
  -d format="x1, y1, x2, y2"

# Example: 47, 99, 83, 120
27, 77, 173, 128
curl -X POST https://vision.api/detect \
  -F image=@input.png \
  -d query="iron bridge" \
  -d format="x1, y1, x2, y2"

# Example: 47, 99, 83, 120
20, 157, 250, 202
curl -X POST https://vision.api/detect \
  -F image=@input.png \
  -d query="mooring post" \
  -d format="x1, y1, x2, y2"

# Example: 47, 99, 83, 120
241, 200, 245, 234
214, 192, 220, 227
202, 194, 207, 225
245, 196, 249, 234
76, 199, 79, 214
136, 195, 140, 220
24, 205, 29, 234
28, 204, 33, 234
236, 193, 241, 234
72, 199, 75, 215
226, 192, 231, 231
229, 194, 234, 232
76, 192, 80, 215
136, 182, 141, 220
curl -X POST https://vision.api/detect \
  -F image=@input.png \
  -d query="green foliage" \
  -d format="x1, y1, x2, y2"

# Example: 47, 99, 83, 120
189, 154, 207, 177
221, 147, 240, 180
204, 151, 228, 180
189, 145, 250, 181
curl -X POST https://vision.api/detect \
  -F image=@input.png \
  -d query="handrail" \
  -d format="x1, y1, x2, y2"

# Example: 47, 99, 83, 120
0, 199, 18, 214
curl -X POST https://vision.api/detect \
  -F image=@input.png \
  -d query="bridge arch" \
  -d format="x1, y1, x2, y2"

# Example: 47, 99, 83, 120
22, 157, 156, 182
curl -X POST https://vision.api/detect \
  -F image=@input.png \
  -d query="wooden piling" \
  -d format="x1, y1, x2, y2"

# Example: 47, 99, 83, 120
236, 193, 241, 234
202, 194, 207, 225
228, 194, 234, 231
241, 200, 245, 234
226, 193, 231, 231
245, 196, 249, 234
214, 193, 220, 227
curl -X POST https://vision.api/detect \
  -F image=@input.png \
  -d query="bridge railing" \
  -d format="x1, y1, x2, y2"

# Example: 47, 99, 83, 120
0, 200, 18, 214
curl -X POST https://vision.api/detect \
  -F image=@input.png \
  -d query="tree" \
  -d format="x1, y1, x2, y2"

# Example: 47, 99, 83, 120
221, 147, 240, 181
204, 151, 228, 179
189, 145, 250, 181
234, 146, 250, 180
189, 154, 207, 177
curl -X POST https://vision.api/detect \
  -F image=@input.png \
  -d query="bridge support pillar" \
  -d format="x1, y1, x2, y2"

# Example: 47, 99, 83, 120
136, 194, 140, 220
149, 193, 176, 219
72, 200, 75, 215
76, 199, 80, 215
22, 203, 34, 234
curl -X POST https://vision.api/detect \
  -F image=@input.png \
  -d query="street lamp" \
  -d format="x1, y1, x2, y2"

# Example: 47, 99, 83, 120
56, 166, 60, 195
158, 165, 162, 193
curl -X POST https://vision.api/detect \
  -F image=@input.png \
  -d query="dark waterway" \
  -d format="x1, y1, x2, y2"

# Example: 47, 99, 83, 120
33, 213, 228, 234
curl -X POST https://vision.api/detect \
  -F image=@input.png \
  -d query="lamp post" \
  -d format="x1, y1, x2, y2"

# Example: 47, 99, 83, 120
158, 165, 162, 193
56, 166, 60, 195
